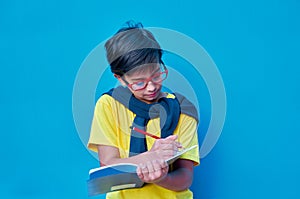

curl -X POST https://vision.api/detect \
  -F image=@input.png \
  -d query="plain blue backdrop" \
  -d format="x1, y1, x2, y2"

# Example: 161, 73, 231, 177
1, 0, 299, 198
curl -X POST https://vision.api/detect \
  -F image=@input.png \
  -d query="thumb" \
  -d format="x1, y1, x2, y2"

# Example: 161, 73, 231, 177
165, 135, 178, 141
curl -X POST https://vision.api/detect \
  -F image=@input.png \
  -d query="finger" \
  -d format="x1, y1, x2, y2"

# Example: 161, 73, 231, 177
158, 159, 169, 173
175, 141, 183, 149
141, 163, 148, 174
146, 161, 155, 173
155, 135, 181, 144
165, 135, 178, 141
160, 135, 178, 143
137, 164, 144, 179
149, 160, 164, 181
152, 159, 162, 172
160, 142, 181, 153
160, 136, 183, 148
148, 160, 166, 182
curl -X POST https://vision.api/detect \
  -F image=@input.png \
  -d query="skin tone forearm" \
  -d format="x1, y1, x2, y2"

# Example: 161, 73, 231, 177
98, 148, 165, 166
97, 135, 181, 166
154, 160, 194, 191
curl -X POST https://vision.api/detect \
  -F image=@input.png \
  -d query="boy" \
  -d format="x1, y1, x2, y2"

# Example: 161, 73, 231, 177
88, 21, 199, 199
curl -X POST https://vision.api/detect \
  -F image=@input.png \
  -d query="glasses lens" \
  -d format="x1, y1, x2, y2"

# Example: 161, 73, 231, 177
130, 65, 168, 91
152, 72, 167, 83
131, 81, 146, 90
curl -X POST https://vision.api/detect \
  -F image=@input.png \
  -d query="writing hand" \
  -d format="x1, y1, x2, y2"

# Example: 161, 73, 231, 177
150, 135, 182, 160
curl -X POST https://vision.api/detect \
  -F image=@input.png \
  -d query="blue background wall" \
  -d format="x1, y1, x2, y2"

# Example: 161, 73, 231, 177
1, 0, 299, 198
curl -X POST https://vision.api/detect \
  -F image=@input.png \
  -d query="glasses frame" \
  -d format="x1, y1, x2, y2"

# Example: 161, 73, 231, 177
122, 64, 168, 91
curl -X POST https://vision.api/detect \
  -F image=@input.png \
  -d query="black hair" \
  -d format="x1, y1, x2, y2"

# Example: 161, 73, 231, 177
115, 20, 144, 34
110, 48, 163, 76
105, 20, 163, 76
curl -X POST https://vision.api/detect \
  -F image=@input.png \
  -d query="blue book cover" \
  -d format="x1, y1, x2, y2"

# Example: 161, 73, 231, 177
87, 163, 143, 196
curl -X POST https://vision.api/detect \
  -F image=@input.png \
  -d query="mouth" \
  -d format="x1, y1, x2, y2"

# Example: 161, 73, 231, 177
145, 92, 158, 98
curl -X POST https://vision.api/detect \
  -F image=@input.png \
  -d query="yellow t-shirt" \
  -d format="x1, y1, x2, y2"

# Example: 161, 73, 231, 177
88, 93, 200, 199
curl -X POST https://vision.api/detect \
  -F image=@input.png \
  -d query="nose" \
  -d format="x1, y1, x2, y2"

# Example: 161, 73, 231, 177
146, 81, 156, 91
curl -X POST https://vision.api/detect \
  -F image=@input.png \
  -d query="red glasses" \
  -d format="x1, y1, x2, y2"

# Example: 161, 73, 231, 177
123, 64, 168, 91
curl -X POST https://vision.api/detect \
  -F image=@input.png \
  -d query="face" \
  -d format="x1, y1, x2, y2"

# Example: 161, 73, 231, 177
117, 63, 167, 103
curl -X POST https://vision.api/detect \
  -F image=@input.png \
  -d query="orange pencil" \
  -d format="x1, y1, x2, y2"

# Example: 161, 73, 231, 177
130, 126, 160, 139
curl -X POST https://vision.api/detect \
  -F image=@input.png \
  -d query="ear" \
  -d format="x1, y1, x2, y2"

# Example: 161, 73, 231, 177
114, 74, 127, 87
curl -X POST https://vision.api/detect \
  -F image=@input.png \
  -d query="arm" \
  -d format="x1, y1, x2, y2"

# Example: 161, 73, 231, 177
97, 135, 189, 191
155, 159, 194, 191
136, 158, 194, 191
136, 115, 199, 191
97, 135, 181, 166
98, 136, 194, 192
97, 144, 155, 166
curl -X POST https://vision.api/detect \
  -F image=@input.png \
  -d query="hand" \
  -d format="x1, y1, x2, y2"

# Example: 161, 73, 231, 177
136, 159, 169, 183
150, 135, 182, 161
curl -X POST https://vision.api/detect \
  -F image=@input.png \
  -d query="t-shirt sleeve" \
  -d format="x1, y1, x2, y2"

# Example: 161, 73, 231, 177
87, 95, 118, 152
175, 114, 200, 166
